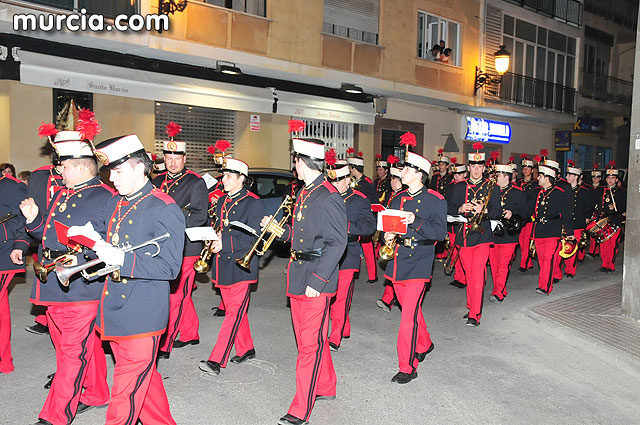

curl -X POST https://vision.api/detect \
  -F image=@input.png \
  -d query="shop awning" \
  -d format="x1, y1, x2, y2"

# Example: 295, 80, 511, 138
19, 50, 375, 124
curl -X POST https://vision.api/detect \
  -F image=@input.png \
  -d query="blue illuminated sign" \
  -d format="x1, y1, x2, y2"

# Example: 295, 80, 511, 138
465, 117, 511, 144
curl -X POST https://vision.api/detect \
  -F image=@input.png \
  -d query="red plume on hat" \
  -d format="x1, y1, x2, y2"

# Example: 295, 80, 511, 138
288, 119, 306, 134
472, 142, 483, 151
520, 153, 528, 159
375, 153, 382, 160
387, 155, 399, 165
206, 145, 216, 155
358, 151, 363, 157
38, 122, 58, 142
77, 108, 95, 122
165, 121, 182, 140
437, 148, 444, 155
534, 155, 542, 163
215, 140, 231, 152
490, 151, 500, 162
509, 155, 514, 163
77, 118, 102, 142
593, 162, 599, 170
346, 147, 355, 156
152, 154, 158, 161
567, 159, 575, 167
325, 149, 337, 167
450, 156, 457, 164
607, 160, 616, 169
540, 148, 549, 158
399, 132, 417, 147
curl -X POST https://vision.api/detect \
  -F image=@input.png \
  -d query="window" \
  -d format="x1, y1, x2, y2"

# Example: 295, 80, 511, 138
295, 118, 354, 160
23, 0, 138, 19
323, 0, 379, 45
381, 129, 408, 161
205, 0, 266, 17
417, 11, 460, 66
154, 102, 236, 170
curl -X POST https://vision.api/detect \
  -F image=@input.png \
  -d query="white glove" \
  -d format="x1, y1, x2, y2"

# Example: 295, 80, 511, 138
68, 221, 103, 244
94, 240, 125, 266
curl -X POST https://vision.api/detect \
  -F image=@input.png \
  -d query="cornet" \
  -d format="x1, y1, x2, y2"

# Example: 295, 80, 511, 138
378, 236, 397, 261
55, 233, 170, 286
33, 255, 75, 283
236, 195, 294, 272
194, 239, 216, 274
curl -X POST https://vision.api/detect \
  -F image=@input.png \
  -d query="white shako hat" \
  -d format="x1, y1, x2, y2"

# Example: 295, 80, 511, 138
450, 163, 467, 173
405, 151, 431, 174
292, 138, 325, 160
376, 160, 388, 168
333, 163, 350, 179
605, 168, 619, 176
155, 159, 166, 172
390, 167, 402, 178
93, 134, 146, 171
163, 140, 186, 155
347, 157, 364, 167
591, 169, 602, 177
222, 157, 249, 176
522, 158, 534, 167
544, 159, 560, 170
438, 156, 450, 164
566, 166, 582, 175
510, 163, 518, 171
538, 165, 556, 178
52, 131, 94, 161
494, 164, 513, 174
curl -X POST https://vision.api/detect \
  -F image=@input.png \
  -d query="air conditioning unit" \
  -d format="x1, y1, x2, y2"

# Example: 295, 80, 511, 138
374, 96, 387, 116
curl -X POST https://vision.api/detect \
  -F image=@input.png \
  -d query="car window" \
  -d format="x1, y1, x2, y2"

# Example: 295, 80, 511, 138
250, 174, 293, 198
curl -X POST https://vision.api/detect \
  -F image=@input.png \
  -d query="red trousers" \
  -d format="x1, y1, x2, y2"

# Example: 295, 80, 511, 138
40, 304, 109, 425
288, 296, 336, 422
0, 272, 16, 373
600, 228, 622, 270
160, 256, 199, 352
393, 281, 431, 374
380, 281, 396, 308
106, 336, 175, 425
489, 243, 517, 300
208, 283, 253, 368
553, 243, 563, 281
329, 270, 356, 346
35, 313, 48, 327
519, 222, 534, 269
458, 243, 490, 321
535, 238, 561, 293
360, 241, 377, 281
563, 229, 584, 276
448, 231, 466, 285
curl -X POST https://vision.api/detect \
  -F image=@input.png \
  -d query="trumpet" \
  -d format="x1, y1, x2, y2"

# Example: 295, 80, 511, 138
33, 255, 75, 283
236, 195, 294, 272
378, 236, 397, 261
467, 179, 496, 234
443, 245, 460, 276
194, 239, 216, 274
350, 176, 358, 189
55, 233, 170, 286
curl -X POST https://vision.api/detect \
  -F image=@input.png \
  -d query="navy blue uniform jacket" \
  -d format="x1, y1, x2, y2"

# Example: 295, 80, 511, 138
494, 183, 527, 245
447, 178, 501, 247
0, 175, 27, 272
340, 188, 375, 271
532, 185, 573, 238
383, 187, 447, 283
281, 175, 347, 297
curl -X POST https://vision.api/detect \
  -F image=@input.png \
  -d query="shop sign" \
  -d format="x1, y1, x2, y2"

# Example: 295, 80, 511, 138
250, 114, 260, 132
464, 117, 511, 144
573, 117, 605, 134
555, 131, 571, 151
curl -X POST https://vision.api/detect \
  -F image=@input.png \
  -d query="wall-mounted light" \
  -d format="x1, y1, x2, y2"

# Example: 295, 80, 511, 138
216, 60, 242, 75
341, 83, 364, 94
159, 0, 188, 15
474, 45, 511, 96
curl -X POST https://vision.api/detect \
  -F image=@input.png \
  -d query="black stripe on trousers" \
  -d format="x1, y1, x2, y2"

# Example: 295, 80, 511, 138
125, 336, 159, 425
303, 297, 331, 422
545, 240, 561, 292
340, 279, 355, 340
167, 270, 195, 348
611, 230, 622, 264
220, 286, 251, 364
408, 282, 428, 374
64, 320, 96, 423
0, 273, 8, 292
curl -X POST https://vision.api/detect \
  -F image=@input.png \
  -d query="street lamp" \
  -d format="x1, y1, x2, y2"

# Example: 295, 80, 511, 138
474, 45, 511, 96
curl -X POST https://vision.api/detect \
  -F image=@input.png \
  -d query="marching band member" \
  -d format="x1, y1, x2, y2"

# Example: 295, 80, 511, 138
264, 136, 347, 425
199, 157, 265, 375
374, 154, 391, 204
152, 122, 209, 358
0, 169, 27, 374
346, 149, 378, 283
326, 155, 375, 350
382, 134, 446, 383
446, 159, 468, 289
488, 164, 526, 303
21, 128, 112, 425
531, 165, 573, 295
431, 149, 451, 260
563, 161, 593, 277
517, 155, 538, 272
594, 163, 626, 272
587, 166, 603, 257
447, 143, 501, 326
377, 157, 405, 311
79, 134, 185, 425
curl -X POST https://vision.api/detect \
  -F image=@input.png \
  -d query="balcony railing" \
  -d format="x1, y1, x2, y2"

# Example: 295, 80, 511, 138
504, 0, 582, 27
584, 0, 638, 29
580, 71, 633, 106
482, 72, 577, 114
20, 0, 139, 19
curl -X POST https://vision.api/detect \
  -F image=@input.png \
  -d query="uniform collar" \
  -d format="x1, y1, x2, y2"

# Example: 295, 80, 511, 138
70, 176, 100, 190
341, 187, 352, 198
229, 187, 246, 199
306, 173, 325, 189
168, 168, 186, 179
125, 180, 153, 201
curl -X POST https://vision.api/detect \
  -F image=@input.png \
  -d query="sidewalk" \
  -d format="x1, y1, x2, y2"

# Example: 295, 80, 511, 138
1, 252, 639, 425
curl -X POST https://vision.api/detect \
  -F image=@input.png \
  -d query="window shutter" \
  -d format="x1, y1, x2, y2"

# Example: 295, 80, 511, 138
155, 102, 236, 171
295, 117, 354, 159
324, 0, 379, 40
484, 5, 503, 73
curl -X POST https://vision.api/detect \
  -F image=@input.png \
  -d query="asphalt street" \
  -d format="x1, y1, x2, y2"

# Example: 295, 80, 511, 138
1, 251, 639, 425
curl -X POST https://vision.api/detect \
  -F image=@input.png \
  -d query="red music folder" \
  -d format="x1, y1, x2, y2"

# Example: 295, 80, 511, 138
377, 209, 408, 234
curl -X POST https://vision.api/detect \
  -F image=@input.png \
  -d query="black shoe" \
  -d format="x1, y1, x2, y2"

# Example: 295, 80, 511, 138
466, 318, 479, 327
600, 267, 607, 273
212, 308, 226, 317
566, 274, 575, 278
367, 278, 378, 284
463, 313, 469, 319
553, 278, 560, 283
343, 335, 350, 339
315, 394, 336, 401
44, 373, 55, 389
415, 342, 435, 363
25, 323, 49, 335
230, 348, 256, 364
376, 299, 391, 312
536, 288, 549, 296
173, 339, 199, 348
198, 360, 221, 375
391, 371, 417, 384
518, 267, 526, 272
277, 414, 308, 425
489, 295, 503, 303
329, 342, 339, 352
76, 402, 106, 414
449, 280, 465, 288
157, 350, 170, 360
606, 268, 615, 274
33, 420, 53, 425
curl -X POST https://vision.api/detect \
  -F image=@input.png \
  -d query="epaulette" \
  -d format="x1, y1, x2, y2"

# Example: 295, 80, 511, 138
2, 174, 22, 184
322, 180, 338, 193
352, 189, 367, 199
247, 191, 260, 199
364, 176, 373, 183
427, 188, 445, 200
511, 185, 523, 191
186, 170, 203, 179
150, 188, 177, 204
99, 183, 117, 195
